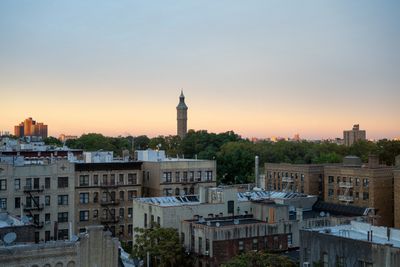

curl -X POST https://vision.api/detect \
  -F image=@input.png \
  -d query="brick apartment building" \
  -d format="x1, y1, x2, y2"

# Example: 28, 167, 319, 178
264, 163, 324, 197
0, 160, 76, 242
74, 162, 142, 245
324, 155, 394, 226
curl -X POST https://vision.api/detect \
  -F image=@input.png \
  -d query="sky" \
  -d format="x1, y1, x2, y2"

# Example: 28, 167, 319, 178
0, 1, 399, 140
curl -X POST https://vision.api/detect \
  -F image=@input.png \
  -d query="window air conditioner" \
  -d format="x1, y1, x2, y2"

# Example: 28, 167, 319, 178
303, 262, 310, 267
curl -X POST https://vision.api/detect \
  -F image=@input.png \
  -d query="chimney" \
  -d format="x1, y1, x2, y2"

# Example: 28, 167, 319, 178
368, 154, 379, 169
255, 156, 259, 187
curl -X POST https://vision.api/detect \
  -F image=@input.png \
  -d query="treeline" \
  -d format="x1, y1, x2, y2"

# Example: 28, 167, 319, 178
48, 130, 400, 185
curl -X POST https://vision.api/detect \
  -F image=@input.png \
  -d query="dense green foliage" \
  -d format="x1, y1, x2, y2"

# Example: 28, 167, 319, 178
43, 136, 63, 147
133, 225, 193, 267
65, 131, 400, 184
221, 251, 296, 267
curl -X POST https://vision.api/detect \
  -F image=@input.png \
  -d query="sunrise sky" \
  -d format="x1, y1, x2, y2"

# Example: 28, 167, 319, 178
0, 1, 399, 139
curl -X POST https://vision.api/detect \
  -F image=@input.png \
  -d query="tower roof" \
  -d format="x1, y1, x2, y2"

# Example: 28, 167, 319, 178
177, 90, 188, 109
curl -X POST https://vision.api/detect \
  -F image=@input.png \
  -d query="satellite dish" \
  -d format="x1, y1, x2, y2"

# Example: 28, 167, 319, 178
326, 212, 330, 217
234, 219, 239, 225
199, 217, 205, 223
21, 216, 30, 224
3, 232, 17, 244
216, 222, 220, 227
6, 218, 14, 226
70, 235, 79, 242
320, 211, 325, 217
206, 221, 211, 226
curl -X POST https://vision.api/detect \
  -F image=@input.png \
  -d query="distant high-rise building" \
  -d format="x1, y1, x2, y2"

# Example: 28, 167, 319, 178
343, 124, 366, 146
176, 90, 188, 138
14, 117, 48, 139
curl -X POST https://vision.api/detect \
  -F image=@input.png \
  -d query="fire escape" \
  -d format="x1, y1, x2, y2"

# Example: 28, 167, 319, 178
23, 185, 44, 228
338, 181, 353, 205
281, 175, 294, 192
100, 182, 119, 233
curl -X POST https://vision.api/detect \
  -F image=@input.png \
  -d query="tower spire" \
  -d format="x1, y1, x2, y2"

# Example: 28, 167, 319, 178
177, 90, 188, 138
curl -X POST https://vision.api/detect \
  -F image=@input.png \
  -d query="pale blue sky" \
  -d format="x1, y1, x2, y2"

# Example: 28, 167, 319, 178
0, 1, 399, 139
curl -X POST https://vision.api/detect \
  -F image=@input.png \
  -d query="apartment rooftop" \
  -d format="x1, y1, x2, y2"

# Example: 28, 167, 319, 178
305, 221, 400, 248
190, 215, 263, 228
0, 212, 25, 228
136, 188, 314, 207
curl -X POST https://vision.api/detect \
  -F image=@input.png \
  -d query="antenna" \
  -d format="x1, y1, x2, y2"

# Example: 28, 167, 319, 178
3, 232, 17, 245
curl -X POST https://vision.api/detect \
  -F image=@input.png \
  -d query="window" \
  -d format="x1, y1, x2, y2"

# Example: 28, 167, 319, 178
45, 177, 50, 189
328, 189, 334, 197
198, 237, 203, 254
328, 176, 334, 184
93, 192, 99, 203
58, 195, 68, 205
80, 210, 89, 221
336, 256, 345, 267
206, 171, 213, 181
144, 213, 147, 228
163, 172, 172, 183
197, 171, 202, 181
14, 179, 20, 190
119, 191, 125, 201
363, 179, 369, 187
45, 231, 51, 241
93, 209, 98, 219
26, 178, 32, 188
26, 196, 32, 207
0, 198, 7, 209
287, 234, 293, 246
57, 212, 68, 223
110, 174, 115, 185
15, 197, 21, 208
128, 208, 133, 218
252, 238, 258, 250
0, 179, 6, 190
57, 177, 68, 188
80, 193, 89, 204
206, 239, 210, 252
58, 229, 69, 240
128, 224, 133, 236
183, 171, 188, 182
102, 174, 108, 185
118, 174, 124, 184
93, 175, 99, 185
128, 190, 137, 200
355, 178, 360, 186
189, 171, 194, 181
119, 208, 124, 218
322, 252, 328, 267
119, 225, 125, 235
33, 178, 40, 189
79, 175, 89, 186
175, 188, 180, 196
45, 195, 50, 206
45, 213, 51, 222
363, 192, 369, 200
163, 188, 172, 196
128, 173, 137, 184
175, 172, 180, 182
238, 240, 244, 252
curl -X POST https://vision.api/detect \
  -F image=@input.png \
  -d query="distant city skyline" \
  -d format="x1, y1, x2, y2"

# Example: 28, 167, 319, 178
0, 1, 399, 139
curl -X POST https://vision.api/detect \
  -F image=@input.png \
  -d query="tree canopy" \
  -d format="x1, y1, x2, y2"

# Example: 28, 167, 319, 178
64, 131, 400, 184
132, 225, 193, 267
